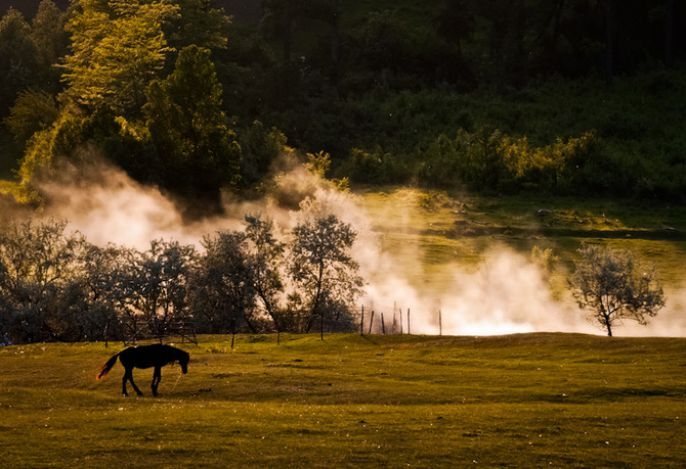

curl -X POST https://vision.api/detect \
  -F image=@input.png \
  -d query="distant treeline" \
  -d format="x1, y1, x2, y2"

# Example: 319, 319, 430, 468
1, 0, 685, 204
0, 217, 363, 345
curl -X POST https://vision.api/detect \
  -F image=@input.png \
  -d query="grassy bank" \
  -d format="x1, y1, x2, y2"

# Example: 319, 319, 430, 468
357, 187, 686, 290
1, 334, 684, 467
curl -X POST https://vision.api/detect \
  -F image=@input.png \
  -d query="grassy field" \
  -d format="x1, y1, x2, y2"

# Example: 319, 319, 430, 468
1, 334, 685, 467
357, 187, 686, 291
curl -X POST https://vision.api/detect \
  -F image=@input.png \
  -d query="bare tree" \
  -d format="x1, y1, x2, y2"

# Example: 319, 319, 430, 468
289, 214, 363, 338
569, 245, 665, 337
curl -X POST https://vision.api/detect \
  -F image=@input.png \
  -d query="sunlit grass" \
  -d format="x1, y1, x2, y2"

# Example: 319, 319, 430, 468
1, 334, 684, 467
358, 187, 686, 288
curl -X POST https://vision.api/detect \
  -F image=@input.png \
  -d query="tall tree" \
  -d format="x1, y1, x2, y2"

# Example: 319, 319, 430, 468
289, 214, 363, 338
144, 45, 241, 202
261, 0, 308, 63
244, 215, 286, 337
166, 0, 231, 51
61, 0, 179, 114
190, 231, 257, 344
30, 0, 67, 87
0, 8, 40, 115
3, 89, 59, 145
664, 0, 675, 66
602, 0, 615, 82
122, 240, 197, 343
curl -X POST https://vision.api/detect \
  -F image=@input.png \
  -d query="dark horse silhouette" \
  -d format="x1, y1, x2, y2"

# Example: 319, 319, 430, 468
97, 344, 190, 397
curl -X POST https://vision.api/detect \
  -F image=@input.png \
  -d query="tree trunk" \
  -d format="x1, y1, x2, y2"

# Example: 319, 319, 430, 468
665, 0, 675, 67
243, 313, 258, 334
230, 317, 236, 350
306, 261, 325, 332
329, 0, 341, 92
603, 0, 615, 83
320, 312, 324, 341
551, 0, 565, 57
360, 305, 364, 336
283, 13, 293, 64
604, 313, 613, 337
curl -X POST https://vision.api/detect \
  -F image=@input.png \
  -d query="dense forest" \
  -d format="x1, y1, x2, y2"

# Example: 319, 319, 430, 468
1, 0, 685, 208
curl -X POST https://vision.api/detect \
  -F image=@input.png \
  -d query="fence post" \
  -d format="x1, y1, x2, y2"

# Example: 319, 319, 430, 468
407, 308, 411, 335
399, 306, 403, 335
368, 310, 375, 335
231, 318, 236, 350
381, 313, 386, 335
439, 310, 442, 336
360, 305, 365, 336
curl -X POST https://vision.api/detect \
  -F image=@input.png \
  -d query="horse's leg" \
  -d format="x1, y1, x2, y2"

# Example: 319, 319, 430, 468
122, 370, 129, 397
128, 369, 143, 396
152, 366, 161, 397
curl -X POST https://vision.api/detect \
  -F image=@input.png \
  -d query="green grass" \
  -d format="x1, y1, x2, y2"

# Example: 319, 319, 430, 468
1, 334, 685, 467
357, 187, 686, 289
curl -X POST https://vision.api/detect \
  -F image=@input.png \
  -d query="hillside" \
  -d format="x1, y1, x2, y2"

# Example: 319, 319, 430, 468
2, 0, 686, 202
1, 334, 685, 466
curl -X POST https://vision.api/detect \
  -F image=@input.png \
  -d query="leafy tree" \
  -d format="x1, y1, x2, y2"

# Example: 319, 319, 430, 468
570, 245, 665, 337
0, 220, 87, 343
288, 214, 363, 338
61, 0, 179, 114
244, 215, 286, 337
0, 254, 11, 343
239, 120, 286, 186
30, 0, 67, 88
436, 0, 474, 55
4, 89, 59, 145
16, 107, 88, 202
434, 0, 476, 85
358, 10, 411, 86
144, 45, 241, 202
122, 240, 197, 342
0, 8, 40, 115
78, 243, 128, 344
261, 0, 306, 63
166, 0, 231, 51
189, 230, 257, 345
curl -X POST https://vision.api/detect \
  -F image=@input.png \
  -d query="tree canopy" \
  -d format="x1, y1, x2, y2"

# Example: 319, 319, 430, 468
570, 245, 666, 337
1, 0, 685, 202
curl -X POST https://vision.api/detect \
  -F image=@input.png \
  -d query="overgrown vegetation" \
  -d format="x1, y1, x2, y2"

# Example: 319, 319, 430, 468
1, 0, 685, 203
0, 217, 363, 345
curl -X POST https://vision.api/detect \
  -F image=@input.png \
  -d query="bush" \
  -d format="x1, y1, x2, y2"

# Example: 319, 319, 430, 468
239, 120, 287, 186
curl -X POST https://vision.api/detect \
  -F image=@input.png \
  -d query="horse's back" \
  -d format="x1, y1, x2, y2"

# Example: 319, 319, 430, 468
120, 344, 181, 369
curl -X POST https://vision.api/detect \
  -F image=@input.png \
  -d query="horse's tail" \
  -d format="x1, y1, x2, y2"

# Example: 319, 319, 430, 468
96, 353, 120, 381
